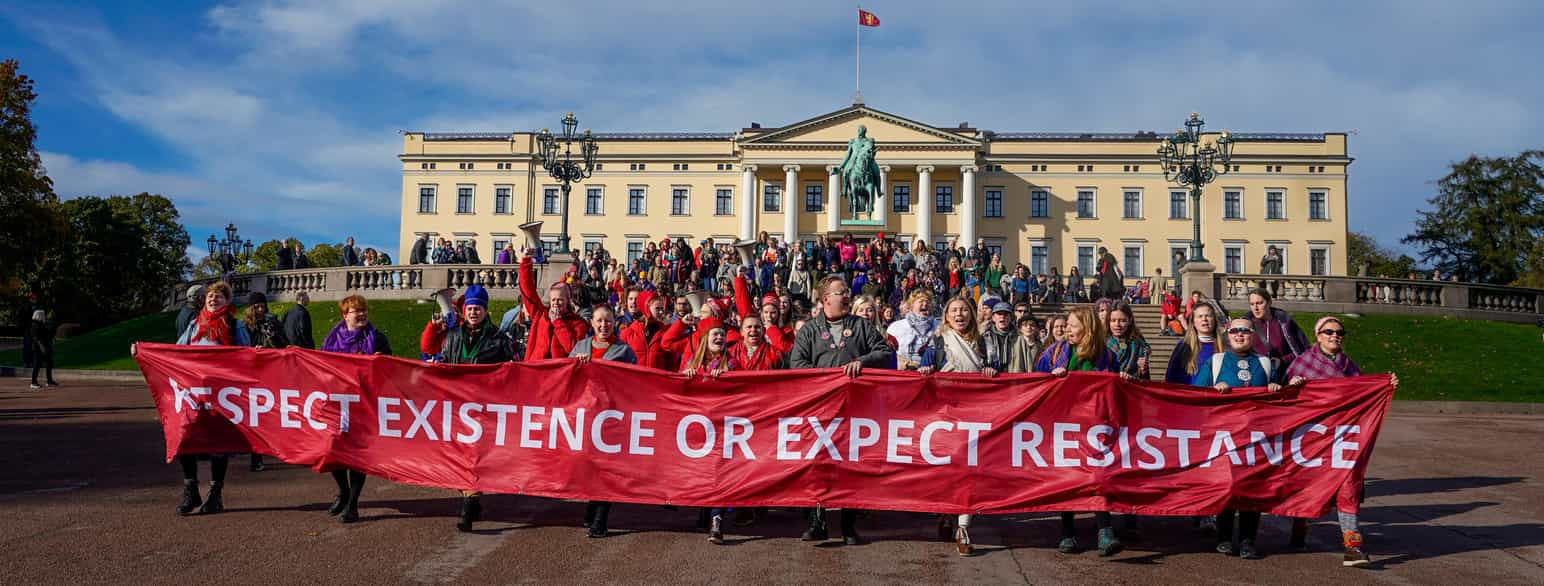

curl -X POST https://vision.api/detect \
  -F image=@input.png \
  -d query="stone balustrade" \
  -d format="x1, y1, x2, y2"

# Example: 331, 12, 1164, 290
167, 265, 1544, 324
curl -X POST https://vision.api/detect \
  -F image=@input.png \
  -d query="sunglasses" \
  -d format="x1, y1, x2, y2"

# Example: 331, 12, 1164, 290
1226, 327, 1254, 334
1319, 329, 1347, 337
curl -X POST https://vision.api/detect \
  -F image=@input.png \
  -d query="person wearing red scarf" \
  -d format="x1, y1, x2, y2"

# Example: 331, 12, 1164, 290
167, 281, 249, 516
518, 247, 591, 360
733, 272, 793, 355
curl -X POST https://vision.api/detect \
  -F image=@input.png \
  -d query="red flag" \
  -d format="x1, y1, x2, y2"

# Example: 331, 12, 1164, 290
858, 9, 880, 27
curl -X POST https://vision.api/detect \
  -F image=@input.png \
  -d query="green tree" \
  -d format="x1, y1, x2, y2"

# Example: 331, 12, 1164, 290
0, 59, 66, 299
1518, 237, 1544, 289
1347, 231, 1420, 278
308, 242, 343, 267
1403, 151, 1544, 284
34, 194, 193, 328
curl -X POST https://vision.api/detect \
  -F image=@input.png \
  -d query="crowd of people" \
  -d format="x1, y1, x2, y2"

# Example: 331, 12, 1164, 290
146, 231, 1395, 569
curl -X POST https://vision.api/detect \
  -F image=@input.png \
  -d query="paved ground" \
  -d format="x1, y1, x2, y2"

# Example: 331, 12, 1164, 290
1, 378, 1541, 585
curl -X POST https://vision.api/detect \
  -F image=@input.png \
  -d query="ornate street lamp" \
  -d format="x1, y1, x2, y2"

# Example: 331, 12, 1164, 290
1158, 113, 1234, 264
535, 112, 598, 254
206, 223, 254, 274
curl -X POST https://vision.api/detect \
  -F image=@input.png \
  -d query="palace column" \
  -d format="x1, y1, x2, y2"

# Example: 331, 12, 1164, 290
738, 164, 759, 240
877, 165, 890, 231
783, 164, 800, 244
826, 166, 841, 233
960, 165, 978, 246
917, 165, 935, 246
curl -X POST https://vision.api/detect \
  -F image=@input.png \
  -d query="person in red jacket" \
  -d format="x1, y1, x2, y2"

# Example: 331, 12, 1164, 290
620, 289, 676, 371
730, 314, 783, 371
734, 271, 792, 354
418, 292, 464, 361
519, 247, 590, 360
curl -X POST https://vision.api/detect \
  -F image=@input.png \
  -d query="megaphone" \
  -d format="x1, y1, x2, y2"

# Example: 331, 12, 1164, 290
429, 287, 459, 329
683, 290, 712, 317
518, 220, 544, 250
732, 239, 757, 267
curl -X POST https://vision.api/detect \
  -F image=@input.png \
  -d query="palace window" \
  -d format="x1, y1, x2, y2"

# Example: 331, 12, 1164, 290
1309, 190, 1328, 220
1077, 246, 1096, 275
935, 185, 954, 213
1225, 246, 1243, 274
1031, 245, 1048, 275
892, 184, 911, 213
1266, 190, 1285, 220
1031, 190, 1049, 218
1076, 190, 1096, 218
1123, 245, 1144, 277
628, 188, 646, 216
456, 185, 474, 214
1310, 247, 1330, 276
418, 185, 436, 213
762, 184, 781, 212
1224, 190, 1243, 219
494, 186, 511, 214
627, 242, 643, 264
805, 184, 823, 212
585, 186, 603, 215
985, 189, 1003, 217
1122, 190, 1142, 219
671, 188, 690, 215
715, 188, 733, 216
543, 187, 560, 215
1169, 191, 1188, 219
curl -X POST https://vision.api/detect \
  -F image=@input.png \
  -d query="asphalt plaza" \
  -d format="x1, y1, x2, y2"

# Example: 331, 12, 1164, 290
1, 378, 1541, 584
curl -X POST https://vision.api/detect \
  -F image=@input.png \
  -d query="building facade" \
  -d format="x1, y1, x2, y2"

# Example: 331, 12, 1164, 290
399, 105, 1351, 277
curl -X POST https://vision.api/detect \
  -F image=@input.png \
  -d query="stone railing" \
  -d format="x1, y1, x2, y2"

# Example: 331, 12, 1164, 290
166, 263, 566, 308
1214, 274, 1543, 323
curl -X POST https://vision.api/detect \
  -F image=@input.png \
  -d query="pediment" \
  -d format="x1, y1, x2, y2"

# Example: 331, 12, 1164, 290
741, 106, 982, 147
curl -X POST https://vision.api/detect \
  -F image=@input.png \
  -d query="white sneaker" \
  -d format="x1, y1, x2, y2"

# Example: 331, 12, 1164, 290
30, 383, 42, 389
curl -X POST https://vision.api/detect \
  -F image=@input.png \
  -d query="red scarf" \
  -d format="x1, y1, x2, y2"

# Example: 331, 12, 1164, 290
194, 305, 235, 345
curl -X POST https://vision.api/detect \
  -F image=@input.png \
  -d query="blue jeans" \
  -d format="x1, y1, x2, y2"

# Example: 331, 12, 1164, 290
702, 276, 716, 293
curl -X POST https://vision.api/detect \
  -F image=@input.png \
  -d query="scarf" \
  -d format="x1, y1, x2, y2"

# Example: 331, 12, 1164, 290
323, 321, 378, 355
193, 306, 235, 345
939, 329, 983, 373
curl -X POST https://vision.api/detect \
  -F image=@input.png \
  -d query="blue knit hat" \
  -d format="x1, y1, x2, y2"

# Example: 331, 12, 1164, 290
464, 284, 489, 308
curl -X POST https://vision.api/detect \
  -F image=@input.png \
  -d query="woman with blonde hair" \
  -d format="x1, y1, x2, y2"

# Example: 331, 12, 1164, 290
1034, 306, 1121, 556
888, 289, 938, 371
1165, 301, 1220, 384
851, 294, 883, 331
918, 296, 997, 556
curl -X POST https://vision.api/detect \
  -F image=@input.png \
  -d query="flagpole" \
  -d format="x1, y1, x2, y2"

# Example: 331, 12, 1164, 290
855, 3, 862, 104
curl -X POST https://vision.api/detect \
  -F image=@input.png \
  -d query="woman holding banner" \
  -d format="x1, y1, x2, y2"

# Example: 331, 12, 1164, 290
170, 281, 250, 516
434, 285, 512, 531
1164, 302, 1220, 384
570, 305, 637, 538
1034, 306, 1123, 557
1283, 316, 1396, 568
682, 317, 740, 544
320, 294, 393, 524
918, 296, 997, 556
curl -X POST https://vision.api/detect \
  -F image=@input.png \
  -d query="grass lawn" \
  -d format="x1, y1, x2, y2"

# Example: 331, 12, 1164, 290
4, 301, 1539, 402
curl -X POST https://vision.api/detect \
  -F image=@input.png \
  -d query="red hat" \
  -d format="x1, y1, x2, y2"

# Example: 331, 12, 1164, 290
707, 298, 731, 318
636, 290, 659, 311
760, 293, 779, 308
698, 316, 726, 334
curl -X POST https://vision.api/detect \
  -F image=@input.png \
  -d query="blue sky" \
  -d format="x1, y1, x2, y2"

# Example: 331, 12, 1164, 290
5, 0, 1542, 263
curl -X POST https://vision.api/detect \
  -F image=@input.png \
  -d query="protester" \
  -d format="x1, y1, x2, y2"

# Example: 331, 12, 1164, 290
1283, 316, 1398, 568
570, 305, 637, 538
241, 292, 287, 471
790, 276, 895, 545
1165, 302, 1220, 384
1007, 315, 1042, 373
519, 247, 591, 360
1193, 318, 1283, 560
319, 295, 392, 524
1245, 288, 1309, 371
918, 296, 997, 556
887, 290, 938, 371
175, 284, 203, 338
979, 301, 1018, 372
165, 282, 250, 516
1035, 306, 1121, 556
281, 291, 315, 349
1106, 301, 1150, 380
1096, 247, 1123, 301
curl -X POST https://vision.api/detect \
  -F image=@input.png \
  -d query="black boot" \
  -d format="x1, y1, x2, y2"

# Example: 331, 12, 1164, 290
249, 454, 265, 472
583, 501, 598, 528
696, 508, 712, 530
457, 496, 481, 532
328, 492, 348, 516
840, 508, 864, 545
176, 481, 202, 515
587, 502, 610, 538
801, 507, 828, 541
197, 482, 224, 514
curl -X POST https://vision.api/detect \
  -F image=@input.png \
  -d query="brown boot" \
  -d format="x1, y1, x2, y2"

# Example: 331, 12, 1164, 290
1342, 532, 1370, 567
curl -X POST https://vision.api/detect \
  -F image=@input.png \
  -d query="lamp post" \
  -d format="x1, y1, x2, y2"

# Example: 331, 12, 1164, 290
1158, 113, 1234, 264
206, 223, 253, 274
535, 112, 598, 254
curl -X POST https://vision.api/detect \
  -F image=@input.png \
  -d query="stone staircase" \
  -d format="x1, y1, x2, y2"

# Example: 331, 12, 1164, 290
1026, 302, 1182, 382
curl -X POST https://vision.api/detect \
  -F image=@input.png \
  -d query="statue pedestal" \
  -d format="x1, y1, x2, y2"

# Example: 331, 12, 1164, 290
536, 251, 576, 291
1179, 260, 1217, 299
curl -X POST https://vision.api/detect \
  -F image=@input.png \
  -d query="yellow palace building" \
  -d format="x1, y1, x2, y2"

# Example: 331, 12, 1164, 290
399, 105, 1351, 277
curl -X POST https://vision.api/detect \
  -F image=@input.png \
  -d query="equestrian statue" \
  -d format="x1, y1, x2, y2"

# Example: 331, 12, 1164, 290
831, 125, 882, 221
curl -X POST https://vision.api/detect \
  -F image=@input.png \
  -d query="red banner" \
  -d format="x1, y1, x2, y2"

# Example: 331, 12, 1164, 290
134, 343, 1393, 517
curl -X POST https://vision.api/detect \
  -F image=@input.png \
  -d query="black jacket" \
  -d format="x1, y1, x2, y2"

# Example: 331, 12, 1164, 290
282, 304, 314, 349
790, 314, 894, 369
466, 245, 482, 264
343, 245, 360, 267
440, 323, 513, 365
409, 238, 429, 265
276, 247, 294, 271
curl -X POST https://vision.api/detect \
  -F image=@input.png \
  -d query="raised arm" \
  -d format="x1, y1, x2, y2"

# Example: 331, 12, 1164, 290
518, 256, 550, 317
733, 273, 754, 320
